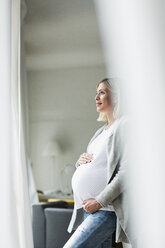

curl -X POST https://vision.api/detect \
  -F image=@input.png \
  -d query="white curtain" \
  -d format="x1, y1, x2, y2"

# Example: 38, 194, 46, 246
0, 0, 35, 247
21, 0, 38, 207
95, 0, 165, 248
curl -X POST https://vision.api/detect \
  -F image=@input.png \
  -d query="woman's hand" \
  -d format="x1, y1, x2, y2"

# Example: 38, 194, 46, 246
78, 153, 93, 165
82, 198, 102, 213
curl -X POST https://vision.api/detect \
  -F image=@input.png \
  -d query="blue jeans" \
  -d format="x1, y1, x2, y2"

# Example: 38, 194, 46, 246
63, 210, 117, 248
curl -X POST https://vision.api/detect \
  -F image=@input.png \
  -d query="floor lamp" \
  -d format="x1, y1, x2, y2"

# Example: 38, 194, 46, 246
42, 140, 61, 190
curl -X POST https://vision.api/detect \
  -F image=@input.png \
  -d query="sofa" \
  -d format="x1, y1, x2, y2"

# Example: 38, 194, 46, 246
32, 201, 75, 248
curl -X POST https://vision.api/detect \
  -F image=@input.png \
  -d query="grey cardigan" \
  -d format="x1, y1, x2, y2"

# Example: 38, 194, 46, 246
67, 115, 131, 244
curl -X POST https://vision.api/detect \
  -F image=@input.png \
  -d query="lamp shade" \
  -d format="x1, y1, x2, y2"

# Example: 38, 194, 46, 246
42, 140, 61, 157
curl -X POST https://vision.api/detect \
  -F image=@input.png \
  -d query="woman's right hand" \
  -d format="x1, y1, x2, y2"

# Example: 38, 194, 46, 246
78, 153, 93, 165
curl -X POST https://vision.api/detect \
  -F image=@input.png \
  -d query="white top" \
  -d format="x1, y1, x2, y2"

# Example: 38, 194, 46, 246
72, 122, 117, 211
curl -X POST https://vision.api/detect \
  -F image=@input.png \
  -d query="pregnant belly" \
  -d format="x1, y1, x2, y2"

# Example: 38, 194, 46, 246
72, 164, 108, 202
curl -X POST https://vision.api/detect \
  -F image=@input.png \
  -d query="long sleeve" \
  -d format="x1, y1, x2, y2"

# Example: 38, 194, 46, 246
95, 117, 130, 207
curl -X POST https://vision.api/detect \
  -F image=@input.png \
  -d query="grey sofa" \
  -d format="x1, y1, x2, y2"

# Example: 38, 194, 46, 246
32, 201, 75, 248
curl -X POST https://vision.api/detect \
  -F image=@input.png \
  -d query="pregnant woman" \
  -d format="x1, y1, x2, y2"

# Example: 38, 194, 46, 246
63, 78, 131, 248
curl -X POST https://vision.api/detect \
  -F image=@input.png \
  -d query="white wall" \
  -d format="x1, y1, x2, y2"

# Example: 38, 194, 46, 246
28, 66, 106, 191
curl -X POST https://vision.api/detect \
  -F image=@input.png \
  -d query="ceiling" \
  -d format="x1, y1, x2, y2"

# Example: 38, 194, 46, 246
23, 0, 105, 71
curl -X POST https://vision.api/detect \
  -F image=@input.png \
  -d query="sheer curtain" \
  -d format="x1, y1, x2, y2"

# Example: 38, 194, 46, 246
95, 0, 165, 248
0, 0, 35, 247
21, 0, 38, 207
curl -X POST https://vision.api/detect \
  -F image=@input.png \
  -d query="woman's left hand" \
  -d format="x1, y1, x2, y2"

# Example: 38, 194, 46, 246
82, 198, 102, 213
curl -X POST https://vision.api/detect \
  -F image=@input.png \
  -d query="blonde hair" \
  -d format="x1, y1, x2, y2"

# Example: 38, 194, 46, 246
96, 78, 120, 122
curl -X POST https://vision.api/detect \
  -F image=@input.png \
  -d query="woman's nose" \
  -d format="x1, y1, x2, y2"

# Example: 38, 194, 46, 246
95, 94, 100, 101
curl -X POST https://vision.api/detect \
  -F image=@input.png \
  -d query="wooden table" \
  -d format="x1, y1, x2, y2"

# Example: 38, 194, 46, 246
48, 198, 74, 205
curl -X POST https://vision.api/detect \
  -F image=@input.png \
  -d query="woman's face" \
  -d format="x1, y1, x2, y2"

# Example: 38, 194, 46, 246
95, 83, 112, 113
